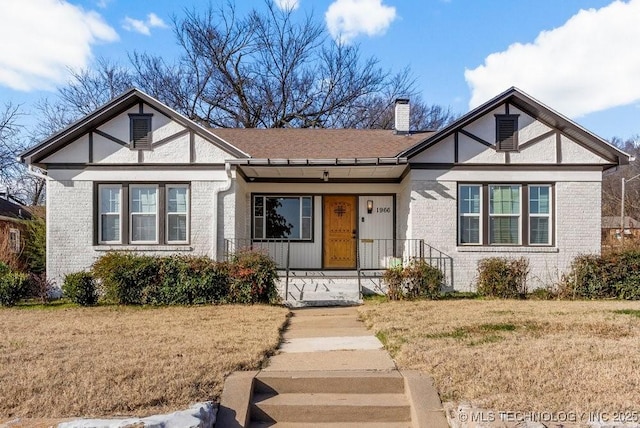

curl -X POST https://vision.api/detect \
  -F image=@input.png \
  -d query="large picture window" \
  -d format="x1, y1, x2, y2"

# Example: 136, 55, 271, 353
253, 196, 312, 240
458, 183, 553, 247
99, 185, 122, 244
96, 183, 189, 245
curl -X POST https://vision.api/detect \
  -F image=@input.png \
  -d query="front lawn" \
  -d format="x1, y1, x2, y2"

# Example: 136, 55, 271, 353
0, 304, 289, 419
359, 300, 640, 414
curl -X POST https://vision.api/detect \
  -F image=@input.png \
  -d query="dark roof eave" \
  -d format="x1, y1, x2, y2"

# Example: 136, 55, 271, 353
228, 157, 408, 166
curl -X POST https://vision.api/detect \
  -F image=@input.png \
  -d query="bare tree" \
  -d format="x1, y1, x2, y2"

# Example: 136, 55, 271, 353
602, 136, 640, 221
0, 103, 27, 197
128, 1, 454, 130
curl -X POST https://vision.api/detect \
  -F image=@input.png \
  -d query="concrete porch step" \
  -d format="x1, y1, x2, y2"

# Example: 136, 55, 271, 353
250, 392, 411, 423
254, 371, 404, 394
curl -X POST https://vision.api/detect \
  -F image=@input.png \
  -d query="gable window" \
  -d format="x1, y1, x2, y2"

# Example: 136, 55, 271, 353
167, 185, 189, 243
458, 184, 553, 247
9, 228, 20, 253
129, 114, 152, 150
98, 185, 122, 244
458, 185, 481, 244
130, 185, 158, 243
489, 185, 521, 245
529, 185, 551, 245
495, 115, 519, 151
253, 196, 313, 240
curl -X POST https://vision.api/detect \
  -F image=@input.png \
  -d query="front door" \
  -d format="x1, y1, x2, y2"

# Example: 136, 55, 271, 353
323, 195, 357, 268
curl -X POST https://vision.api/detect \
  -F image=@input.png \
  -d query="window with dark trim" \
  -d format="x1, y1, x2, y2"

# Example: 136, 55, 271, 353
458, 183, 553, 246
97, 183, 189, 245
253, 196, 313, 241
495, 114, 519, 151
128, 114, 152, 150
9, 228, 20, 253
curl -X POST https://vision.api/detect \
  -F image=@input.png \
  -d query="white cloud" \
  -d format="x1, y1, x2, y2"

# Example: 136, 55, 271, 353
0, 0, 118, 92
325, 0, 396, 43
123, 13, 168, 36
465, 0, 640, 118
275, 0, 300, 11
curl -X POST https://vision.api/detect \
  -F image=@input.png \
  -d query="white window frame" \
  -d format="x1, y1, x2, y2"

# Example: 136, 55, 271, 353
9, 228, 20, 253
253, 195, 313, 241
129, 184, 159, 244
488, 184, 522, 245
458, 185, 482, 245
166, 184, 190, 244
98, 184, 122, 244
528, 185, 552, 246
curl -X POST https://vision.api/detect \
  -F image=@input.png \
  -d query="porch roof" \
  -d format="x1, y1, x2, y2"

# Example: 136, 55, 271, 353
229, 157, 408, 181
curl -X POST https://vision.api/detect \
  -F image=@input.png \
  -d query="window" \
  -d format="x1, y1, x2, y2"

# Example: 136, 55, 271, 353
458, 185, 481, 244
99, 185, 122, 243
130, 186, 158, 243
167, 185, 189, 243
9, 228, 20, 253
529, 185, 551, 245
253, 196, 312, 240
458, 184, 553, 246
489, 185, 521, 245
495, 115, 519, 151
129, 114, 152, 149
96, 183, 189, 245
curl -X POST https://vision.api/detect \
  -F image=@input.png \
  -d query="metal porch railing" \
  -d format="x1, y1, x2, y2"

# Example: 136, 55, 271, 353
224, 238, 454, 300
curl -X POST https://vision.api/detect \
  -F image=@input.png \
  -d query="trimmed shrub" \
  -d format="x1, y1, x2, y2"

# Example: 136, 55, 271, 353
404, 259, 444, 299
382, 266, 405, 301
92, 252, 159, 304
63, 272, 98, 306
476, 257, 529, 299
0, 268, 28, 306
154, 255, 230, 305
228, 249, 279, 304
382, 260, 444, 300
91, 250, 275, 305
560, 251, 640, 300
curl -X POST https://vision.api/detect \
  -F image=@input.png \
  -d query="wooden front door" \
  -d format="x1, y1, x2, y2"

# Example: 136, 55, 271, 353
323, 195, 357, 269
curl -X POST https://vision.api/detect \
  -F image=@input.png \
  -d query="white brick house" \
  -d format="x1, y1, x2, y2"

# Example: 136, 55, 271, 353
20, 87, 630, 296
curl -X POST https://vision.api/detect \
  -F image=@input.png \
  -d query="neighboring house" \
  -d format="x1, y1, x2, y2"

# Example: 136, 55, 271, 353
602, 215, 640, 241
0, 194, 32, 257
20, 87, 631, 293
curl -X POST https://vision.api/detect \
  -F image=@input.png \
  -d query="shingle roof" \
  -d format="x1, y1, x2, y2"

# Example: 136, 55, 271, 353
0, 198, 32, 220
210, 128, 434, 159
602, 216, 639, 229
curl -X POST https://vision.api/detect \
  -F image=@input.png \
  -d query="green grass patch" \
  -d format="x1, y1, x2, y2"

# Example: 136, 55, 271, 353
479, 323, 517, 332
468, 334, 504, 346
13, 299, 79, 310
363, 294, 388, 304
613, 309, 640, 318
424, 328, 468, 340
439, 291, 482, 300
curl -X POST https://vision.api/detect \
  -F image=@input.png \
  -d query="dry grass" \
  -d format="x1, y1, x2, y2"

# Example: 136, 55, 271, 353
0, 304, 289, 419
359, 299, 640, 414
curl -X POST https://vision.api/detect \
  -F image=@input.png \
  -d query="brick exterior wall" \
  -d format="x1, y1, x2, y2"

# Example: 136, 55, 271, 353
409, 179, 601, 291
46, 179, 234, 288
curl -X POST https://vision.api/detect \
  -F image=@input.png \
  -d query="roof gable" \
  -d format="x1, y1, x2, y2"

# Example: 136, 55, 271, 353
20, 89, 249, 165
400, 87, 631, 166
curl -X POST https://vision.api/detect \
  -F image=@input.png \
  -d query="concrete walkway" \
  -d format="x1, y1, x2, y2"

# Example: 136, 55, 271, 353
260, 307, 448, 427
265, 307, 397, 371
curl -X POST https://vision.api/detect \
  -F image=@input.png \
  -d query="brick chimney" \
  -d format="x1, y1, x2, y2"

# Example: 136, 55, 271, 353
394, 98, 410, 134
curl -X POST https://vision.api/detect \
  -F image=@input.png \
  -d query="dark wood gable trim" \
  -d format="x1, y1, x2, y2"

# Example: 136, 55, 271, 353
459, 129, 494, 147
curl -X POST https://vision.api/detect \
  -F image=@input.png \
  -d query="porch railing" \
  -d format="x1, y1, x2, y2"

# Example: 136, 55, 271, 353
223, 238, 454, 299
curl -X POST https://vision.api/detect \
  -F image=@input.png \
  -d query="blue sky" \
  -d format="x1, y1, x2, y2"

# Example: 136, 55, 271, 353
1, 0, 639, 141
